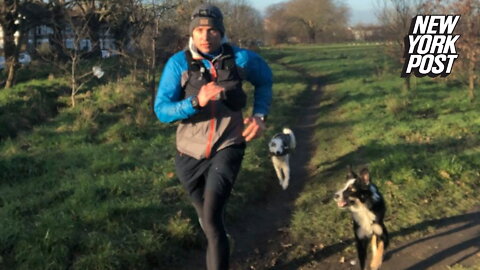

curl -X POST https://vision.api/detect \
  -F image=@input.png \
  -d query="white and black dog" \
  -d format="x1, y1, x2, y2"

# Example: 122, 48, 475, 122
334, 167, 389, 270
268, 128, 296, 190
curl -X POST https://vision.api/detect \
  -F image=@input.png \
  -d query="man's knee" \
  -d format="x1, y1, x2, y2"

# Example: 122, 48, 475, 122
202, 215, 224, 238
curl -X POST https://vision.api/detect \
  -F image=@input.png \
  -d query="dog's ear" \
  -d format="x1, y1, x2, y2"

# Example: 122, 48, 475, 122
346, 165, 356, 179
360, 168, 370, 185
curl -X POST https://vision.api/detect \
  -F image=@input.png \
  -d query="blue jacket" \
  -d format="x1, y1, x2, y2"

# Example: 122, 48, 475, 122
154, 45, 272, 123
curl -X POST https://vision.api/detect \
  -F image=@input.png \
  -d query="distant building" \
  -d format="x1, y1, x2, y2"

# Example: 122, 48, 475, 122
1, 22, 116, 54
349, 25, 384, 41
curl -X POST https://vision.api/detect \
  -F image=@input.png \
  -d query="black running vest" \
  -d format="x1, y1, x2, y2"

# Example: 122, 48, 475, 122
182, 43, 247, 115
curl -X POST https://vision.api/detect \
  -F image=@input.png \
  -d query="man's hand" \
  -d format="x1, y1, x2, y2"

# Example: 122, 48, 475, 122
242, 116, 266, 142
198, 82, 225, 107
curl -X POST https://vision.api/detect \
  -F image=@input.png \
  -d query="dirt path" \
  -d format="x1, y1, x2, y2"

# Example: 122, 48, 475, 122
295, 206, 480, 270
382, 206, 480, 270
229, 71, 324, 270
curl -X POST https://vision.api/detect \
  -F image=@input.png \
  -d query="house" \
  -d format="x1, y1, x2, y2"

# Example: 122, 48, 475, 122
1, 22, 116, 56
349, 25, 384, 41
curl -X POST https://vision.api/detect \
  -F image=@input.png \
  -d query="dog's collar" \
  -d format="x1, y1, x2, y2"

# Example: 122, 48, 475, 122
270, 146, 290, 157
270, 152, 289, 157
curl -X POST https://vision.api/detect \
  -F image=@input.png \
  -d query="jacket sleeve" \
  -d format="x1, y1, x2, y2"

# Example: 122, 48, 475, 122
243, 50, 273, 116
154, 54, 198, 123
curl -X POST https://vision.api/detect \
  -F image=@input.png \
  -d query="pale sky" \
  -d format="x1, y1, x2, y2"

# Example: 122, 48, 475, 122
251, 0, 379, 25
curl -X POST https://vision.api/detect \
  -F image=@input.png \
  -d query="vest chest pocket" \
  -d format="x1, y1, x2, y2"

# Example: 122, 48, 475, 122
216, 69, 238, 82
184, 72, 209, 98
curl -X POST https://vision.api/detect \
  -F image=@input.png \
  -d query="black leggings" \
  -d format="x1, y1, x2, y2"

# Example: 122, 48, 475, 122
175, 144, 245, 270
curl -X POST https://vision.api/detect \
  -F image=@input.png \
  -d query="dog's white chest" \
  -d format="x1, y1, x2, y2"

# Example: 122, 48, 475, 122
351, 204, 382, 239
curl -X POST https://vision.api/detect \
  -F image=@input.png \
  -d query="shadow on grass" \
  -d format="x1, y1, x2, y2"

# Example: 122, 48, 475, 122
270, 207, 480, 270
319, 66, 379, 85
276, 61, 376, 86
315, 137, 474, 181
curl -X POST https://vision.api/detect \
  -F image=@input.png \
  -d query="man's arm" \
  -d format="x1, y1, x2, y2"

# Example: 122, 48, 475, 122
245, 50, 273, 116
241, 50, 273, 141
154, 55, 198, 123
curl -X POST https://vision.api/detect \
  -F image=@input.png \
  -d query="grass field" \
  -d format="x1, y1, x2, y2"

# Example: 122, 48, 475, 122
0, 43, 479, 269
264, 44, 480, 263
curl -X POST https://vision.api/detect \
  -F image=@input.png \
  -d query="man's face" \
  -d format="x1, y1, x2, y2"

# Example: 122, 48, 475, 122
192, 26, 222, 54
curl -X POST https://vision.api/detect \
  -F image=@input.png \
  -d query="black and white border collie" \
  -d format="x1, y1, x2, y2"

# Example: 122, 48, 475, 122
334, 167, 389, 270
268, 128, 296, 190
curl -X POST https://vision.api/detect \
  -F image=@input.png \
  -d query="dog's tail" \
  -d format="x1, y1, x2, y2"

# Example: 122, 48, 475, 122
283, 128, 296, 150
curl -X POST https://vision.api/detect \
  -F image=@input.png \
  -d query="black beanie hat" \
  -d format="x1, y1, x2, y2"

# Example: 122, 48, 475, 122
189, 4, 225, 36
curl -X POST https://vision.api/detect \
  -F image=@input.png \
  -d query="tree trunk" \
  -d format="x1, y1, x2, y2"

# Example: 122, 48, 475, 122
5, 60, 17, 89
150, 35, 157, 115
71, 85, 76, 107
50, 23, 67, 61
468, 58, 475, 101
71, 56, 77, 107
86, 12, 102, 57
304, 25, 315, 43
3, 18, 19, 89
403, 76, 411, 92
468, 74, 475, 101
71, 77, 77, 107
132, 60, 137, 82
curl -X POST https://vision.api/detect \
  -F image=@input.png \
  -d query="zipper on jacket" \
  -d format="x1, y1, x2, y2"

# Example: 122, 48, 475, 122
205, 60, 218, 159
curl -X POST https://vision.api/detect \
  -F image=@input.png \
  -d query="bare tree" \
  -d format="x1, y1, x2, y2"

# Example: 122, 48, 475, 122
0, 0, 22, 88
264, 0, 350, 44
72, 0, 110, 57
40, 0, 69, 62
39, 5, 101, 107
218, 0, 264, 48
285, 0, 350, 43
0, 0, 51, 88
264, 3, 291, 45
377, 0, 426, 91
163, 0, 203, 36
65, 14, 98, 107
137, 0, 178, 112
450, 0, 479, 100
103, 0, 148, 80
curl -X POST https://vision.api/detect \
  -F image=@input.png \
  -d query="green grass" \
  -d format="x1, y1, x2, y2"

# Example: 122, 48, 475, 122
267, 44, 480, 263
0, 79, 68, 139
449, 263, 480, 270
1, 44, 479, 269
0, 78, 186, 269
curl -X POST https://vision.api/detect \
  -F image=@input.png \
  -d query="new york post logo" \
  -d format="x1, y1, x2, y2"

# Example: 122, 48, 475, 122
402, 15, 461, 78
